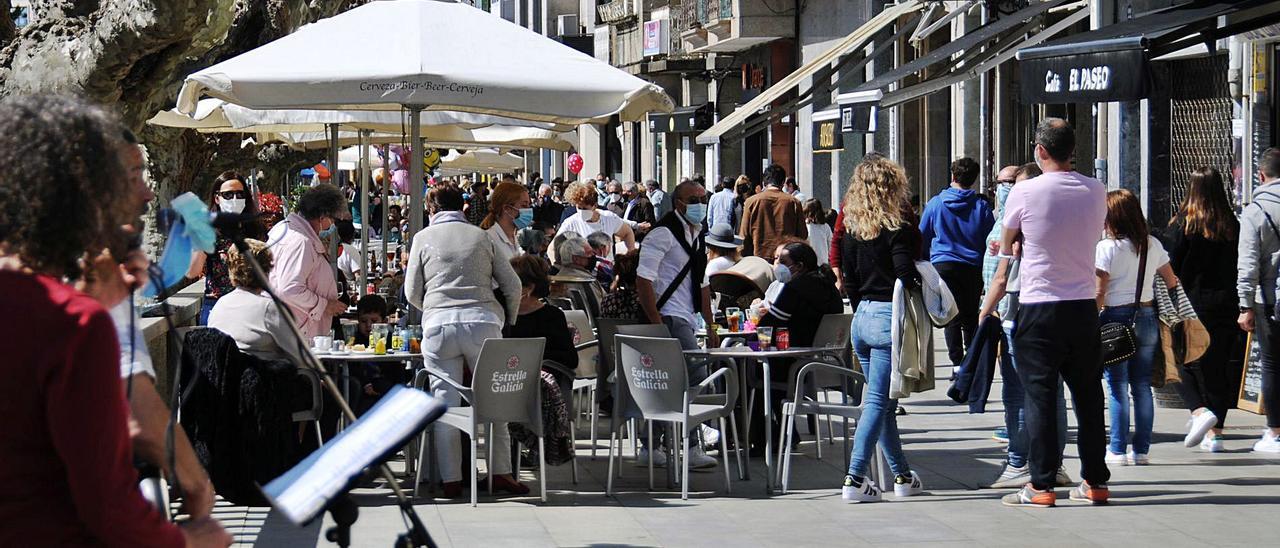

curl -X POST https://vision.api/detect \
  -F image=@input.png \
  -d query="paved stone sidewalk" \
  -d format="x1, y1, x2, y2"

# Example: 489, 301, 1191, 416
226, 338, 1278, 547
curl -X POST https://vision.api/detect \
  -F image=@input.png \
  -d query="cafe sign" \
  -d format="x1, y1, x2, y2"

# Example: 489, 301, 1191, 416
1017, 40, 1150, 104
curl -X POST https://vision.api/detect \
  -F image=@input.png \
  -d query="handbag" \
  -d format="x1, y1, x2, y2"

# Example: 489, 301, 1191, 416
1099, 245, 1148, 365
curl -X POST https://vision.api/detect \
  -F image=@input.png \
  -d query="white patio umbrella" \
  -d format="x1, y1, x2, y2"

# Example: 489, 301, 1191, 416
174, 0, 672, 244
439, 149, 523, 174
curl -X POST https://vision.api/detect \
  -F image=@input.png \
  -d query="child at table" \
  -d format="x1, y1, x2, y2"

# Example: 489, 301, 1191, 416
351, 295, 411, 414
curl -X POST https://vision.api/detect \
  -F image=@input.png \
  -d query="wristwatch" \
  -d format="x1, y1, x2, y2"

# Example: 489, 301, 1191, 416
1240, 306, 1253, 313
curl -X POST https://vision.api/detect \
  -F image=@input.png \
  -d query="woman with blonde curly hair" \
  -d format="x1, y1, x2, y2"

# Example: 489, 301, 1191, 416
555, 181, 636, 259
837, 155, 925, 503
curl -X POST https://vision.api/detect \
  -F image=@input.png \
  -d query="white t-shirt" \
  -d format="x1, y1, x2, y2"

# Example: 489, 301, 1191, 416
1095, 235, 1169, 307
337, 242, 362, 283
557, 208, 626, 260
558, 209, 624, 241
110, 299, 155, 380
704, 255, 738, 284
806, 223, 833, 266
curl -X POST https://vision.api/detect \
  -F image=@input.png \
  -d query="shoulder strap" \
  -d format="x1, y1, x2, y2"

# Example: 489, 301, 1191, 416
1132, 240, 1148, 309
656, 261, 694, 310
1255, 201, 1280, 241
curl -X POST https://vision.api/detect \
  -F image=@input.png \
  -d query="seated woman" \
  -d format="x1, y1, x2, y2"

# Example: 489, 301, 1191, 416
504, 254, 578, 391
208, 239, 308, 367
599, 251, 644, 321
753, 240, 844, 454
704, 223, 744, 281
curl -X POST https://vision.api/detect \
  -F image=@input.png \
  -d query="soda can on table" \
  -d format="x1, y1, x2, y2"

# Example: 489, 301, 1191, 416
776, 328, 790, 350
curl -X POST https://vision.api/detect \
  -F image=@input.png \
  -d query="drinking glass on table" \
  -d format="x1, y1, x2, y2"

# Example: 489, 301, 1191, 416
341, 319, 358, 348
725, 307, 742, 332
757, 326, 773, 349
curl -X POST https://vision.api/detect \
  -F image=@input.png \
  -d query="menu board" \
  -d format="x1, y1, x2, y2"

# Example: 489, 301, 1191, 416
1239, 333, 1266, 414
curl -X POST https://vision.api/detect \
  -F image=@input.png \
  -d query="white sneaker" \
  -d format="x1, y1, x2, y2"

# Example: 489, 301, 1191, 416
1105, 451, 1130, 466
1199, 435, 1224, 453
637, 447, 668, 467
842, 475, 882, 503
988, 463, 1030, 489
893, 471, 924, 497
699, 424, 721, 449
686, 446, 718, 469
1055, 466, 1074, 487
1184, 411, 1218, 447
1253, 431, 1280, 453
1128, 451, 1150, 466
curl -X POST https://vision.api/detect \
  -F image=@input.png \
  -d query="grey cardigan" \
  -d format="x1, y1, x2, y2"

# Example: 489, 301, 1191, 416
405, 218, 522, 326
1237, 185, 1280, 310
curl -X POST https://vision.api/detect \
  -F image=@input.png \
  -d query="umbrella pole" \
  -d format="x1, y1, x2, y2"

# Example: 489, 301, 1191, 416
407, 106, 424, 325
359, 130, 371, 297
381, 144, 390, 274
327, 123, 341, 280
408, 106, 424, 240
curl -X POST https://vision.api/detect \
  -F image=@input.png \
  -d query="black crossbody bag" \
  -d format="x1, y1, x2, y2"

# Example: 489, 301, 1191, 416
1099, 245, 1147, 365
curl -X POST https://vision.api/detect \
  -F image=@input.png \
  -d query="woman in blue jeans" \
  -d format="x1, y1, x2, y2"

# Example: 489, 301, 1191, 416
836, 155, 925, 502
1095, 190, 1179, 465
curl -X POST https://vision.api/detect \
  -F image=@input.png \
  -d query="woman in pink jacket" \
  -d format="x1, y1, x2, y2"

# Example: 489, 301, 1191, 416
267, 184, 349, 340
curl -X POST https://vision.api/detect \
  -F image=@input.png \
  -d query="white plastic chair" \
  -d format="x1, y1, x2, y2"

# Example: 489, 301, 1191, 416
612, 335, 739, 500
414, 337, 547, 506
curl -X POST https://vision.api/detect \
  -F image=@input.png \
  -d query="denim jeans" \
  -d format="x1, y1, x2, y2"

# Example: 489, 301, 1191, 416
1101, 305, 1159, 455
847, 301, 911, 479
198, 295, 217, 326
1000, 321, 1069, 469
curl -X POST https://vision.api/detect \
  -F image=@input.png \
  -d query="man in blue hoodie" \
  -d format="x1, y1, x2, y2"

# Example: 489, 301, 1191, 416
921, 157, 995, 368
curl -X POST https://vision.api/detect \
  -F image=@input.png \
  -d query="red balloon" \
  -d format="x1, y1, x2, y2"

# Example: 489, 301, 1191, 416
567, 153, 583, 175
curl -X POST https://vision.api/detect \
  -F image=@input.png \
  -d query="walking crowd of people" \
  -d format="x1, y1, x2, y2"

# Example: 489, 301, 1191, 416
5, 92, 1280, 545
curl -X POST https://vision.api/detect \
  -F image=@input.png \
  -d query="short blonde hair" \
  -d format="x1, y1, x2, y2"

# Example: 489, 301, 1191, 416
227, 238, 273, 290
564, 181, 598, 209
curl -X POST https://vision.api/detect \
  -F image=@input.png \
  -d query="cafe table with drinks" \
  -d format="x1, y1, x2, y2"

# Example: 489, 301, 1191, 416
316, 318, 423, 429
688, 309, 844, 496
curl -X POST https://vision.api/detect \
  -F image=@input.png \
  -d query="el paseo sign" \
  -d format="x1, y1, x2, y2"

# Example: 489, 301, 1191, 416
1019, 47, 1150, 104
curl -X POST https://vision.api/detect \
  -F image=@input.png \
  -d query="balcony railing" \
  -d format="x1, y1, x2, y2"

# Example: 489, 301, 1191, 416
693, 0, 733, 25
598, 0, 636, 24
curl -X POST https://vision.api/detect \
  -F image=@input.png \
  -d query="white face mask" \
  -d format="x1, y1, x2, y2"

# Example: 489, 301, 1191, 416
219, 198, 246, 214
773, 263, 793, 284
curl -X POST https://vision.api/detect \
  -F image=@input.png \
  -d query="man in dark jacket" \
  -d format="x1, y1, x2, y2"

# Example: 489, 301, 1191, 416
920, 157, 994, 368
621, 181, 656, 239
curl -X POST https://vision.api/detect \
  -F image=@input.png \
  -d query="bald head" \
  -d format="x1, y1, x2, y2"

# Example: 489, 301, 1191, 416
997, 165, 1019, 184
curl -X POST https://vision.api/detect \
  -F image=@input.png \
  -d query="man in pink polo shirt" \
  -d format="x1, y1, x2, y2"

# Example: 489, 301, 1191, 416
995, 118, 1110, 508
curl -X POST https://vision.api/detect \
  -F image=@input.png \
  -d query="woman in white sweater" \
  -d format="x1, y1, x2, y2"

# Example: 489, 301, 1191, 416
208, 239, 308, 367
405, 184, 524, 498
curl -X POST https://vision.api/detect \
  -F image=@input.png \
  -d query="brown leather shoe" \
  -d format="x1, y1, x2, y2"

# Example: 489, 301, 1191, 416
489, 474, 530, 495
441, 481, 464, 499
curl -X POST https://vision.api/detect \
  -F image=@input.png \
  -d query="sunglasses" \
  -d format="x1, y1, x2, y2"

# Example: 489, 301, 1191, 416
218, 190, 248, 200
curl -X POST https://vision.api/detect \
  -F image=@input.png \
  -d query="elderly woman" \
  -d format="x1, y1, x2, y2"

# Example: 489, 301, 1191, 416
406, 184, 525, 497
208, 239, 307, 366
0, 95, 228, 547
504, 255, 578, 388
556, 181, 636, 259
267, 183, 349, 340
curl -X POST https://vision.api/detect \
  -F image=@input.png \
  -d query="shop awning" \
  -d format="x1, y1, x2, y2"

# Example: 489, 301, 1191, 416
879, 1, 1089, 107
1017, 0, 1280, 103
851, 0, 1080, 105
695, 0, 923, 146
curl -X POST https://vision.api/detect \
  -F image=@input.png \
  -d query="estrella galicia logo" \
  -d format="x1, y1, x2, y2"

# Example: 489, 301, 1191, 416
640, 354, 654, 368
507, 355, 520, 370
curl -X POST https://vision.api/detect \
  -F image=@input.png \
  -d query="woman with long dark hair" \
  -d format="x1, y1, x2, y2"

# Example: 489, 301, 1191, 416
1164, 167, 1244, 452
1095, 189, 1180, 466
838, 156, 925, 502
193, 170, 265, 324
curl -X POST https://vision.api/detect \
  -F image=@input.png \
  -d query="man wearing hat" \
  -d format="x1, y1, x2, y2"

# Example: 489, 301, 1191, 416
705, 223, 744, 281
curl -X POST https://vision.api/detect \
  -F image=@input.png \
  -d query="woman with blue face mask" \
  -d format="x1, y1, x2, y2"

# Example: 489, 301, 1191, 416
264, 183, 350, 341
481, 181, 533, 263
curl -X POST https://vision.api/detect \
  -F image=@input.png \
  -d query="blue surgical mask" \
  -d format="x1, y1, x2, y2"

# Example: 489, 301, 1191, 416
682, 203, 707, 225
515, 207, 534, 229
319, 220, 337, 238
773, 262, 793, 284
